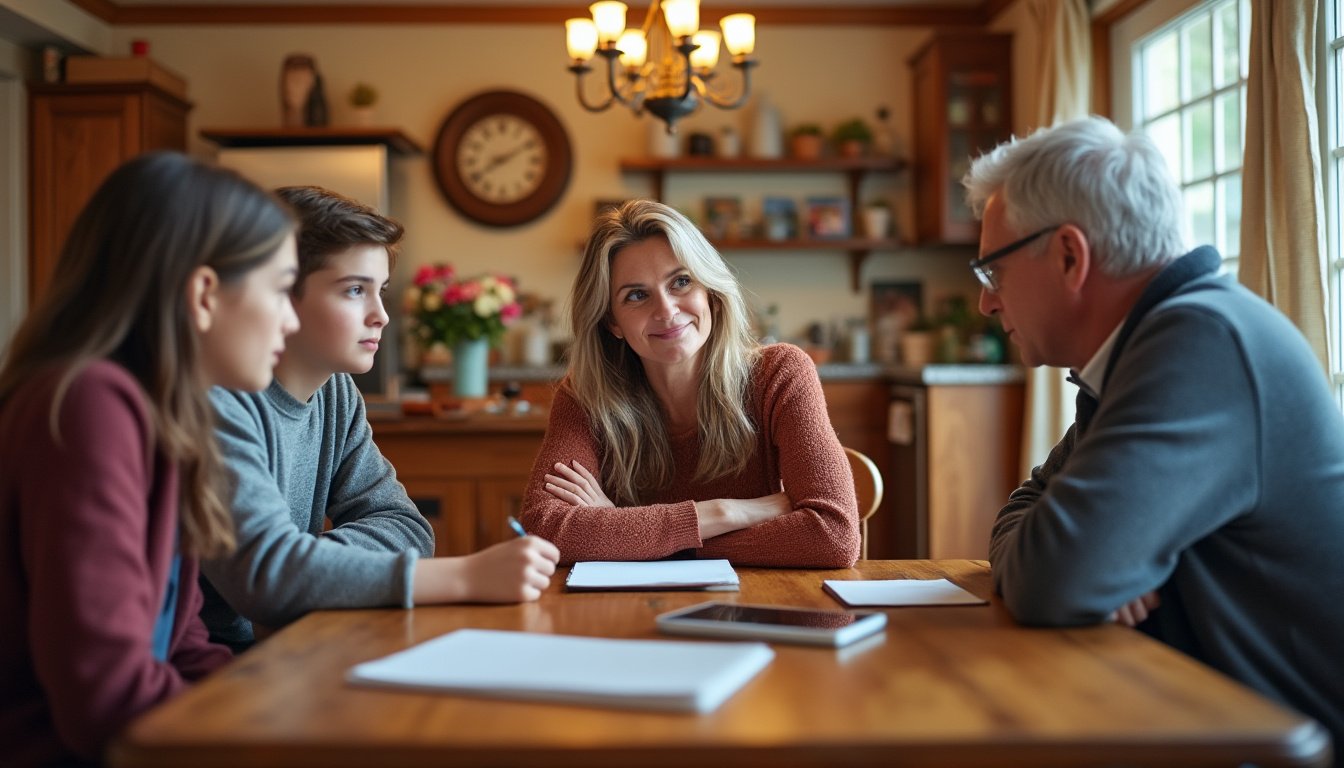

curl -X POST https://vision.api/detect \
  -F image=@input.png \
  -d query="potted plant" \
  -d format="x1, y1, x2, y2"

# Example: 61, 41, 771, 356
404, 263, 523, 398
348, 82, 378, 126
788, 123, 825, 160
898, 314, 935, 368
832, 117, 873, 158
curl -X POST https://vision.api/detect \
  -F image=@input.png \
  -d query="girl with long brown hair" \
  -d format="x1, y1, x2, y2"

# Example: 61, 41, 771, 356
0, 151, 299, 764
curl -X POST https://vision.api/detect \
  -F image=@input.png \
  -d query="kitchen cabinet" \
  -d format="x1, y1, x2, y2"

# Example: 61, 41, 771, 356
908, 32, 1013, 245
889, 373, 1024, 559
820, 378, 899, 559
370, 412, 547, 557
28, 81, 191, 301
620, 156, 907, 291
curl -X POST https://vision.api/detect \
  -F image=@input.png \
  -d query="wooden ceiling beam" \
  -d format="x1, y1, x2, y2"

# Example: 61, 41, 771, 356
64, 1, 991, 27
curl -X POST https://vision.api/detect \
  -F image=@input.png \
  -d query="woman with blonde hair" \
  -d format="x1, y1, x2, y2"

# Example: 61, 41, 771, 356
519, 199, 858, 566
0, 151, 300, 764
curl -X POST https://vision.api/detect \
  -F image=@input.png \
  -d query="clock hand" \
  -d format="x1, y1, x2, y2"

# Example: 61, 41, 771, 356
470, 139, 538, 181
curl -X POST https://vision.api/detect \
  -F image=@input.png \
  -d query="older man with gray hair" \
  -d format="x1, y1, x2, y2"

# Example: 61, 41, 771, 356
966, 116, 1343, 755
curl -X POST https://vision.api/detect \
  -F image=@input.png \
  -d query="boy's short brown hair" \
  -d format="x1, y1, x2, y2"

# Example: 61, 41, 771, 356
274, 186, 404, 296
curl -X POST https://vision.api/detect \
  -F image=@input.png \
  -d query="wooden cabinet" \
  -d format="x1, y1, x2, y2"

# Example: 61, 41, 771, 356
820, 379, 899, 559
620, 156, 907, 291
370, 414, 547, 556
28, 82, 191, 301
888, 378, 1024, 559
908, 32, 1012, 245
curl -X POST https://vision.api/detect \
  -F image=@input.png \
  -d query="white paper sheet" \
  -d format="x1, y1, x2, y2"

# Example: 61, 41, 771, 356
566, 559, 740, 591
346, 629, 774, 713
822, 578, 987, 607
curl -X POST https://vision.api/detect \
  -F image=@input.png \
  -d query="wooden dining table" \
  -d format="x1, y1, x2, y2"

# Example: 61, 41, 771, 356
110, 560, 1332, 768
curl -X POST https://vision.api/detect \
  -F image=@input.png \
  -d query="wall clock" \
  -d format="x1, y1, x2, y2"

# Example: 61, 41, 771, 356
432, 90, 573, 228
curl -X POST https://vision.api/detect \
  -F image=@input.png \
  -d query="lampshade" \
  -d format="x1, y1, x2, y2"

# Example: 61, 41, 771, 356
689, 30, 720, 71
660, 0, 699, 40
720, 13, 755, 57
566, 18, 599, 62
589, 1, 627, 45
617, 30, 648, 69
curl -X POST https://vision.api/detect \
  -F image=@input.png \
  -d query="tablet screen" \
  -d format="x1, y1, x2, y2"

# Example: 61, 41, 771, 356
673, 603, 863, 629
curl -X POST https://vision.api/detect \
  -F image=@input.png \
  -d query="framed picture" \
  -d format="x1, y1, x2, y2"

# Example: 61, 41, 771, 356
703, 196, 743, 240
870, 280, 924, 363
805, 195, 850, 239
761, 196, 798, 241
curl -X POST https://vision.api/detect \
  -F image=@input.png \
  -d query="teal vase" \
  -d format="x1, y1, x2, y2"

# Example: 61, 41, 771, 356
452, 338, 489, 398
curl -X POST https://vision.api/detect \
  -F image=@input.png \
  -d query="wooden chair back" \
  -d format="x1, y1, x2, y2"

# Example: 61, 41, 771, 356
844, 446, 884, 560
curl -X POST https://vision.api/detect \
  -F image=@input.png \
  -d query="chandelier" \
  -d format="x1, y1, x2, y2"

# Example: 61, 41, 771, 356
565, 0, 757, 134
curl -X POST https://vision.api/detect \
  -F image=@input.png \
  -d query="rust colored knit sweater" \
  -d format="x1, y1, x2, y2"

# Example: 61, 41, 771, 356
519, 343, 860, 567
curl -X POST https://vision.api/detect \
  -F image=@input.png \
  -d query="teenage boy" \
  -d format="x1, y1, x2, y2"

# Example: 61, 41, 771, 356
201, 186, 558, 651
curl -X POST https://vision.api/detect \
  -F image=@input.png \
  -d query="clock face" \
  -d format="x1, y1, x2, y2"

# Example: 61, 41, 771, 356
432, 90, 572, 228
456, 115, 547, 205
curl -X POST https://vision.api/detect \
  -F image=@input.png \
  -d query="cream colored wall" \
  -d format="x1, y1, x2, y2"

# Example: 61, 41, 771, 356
112, 21, 981, 350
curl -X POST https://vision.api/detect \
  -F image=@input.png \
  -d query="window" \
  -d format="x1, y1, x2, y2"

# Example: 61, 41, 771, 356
1131, 0, 1250, 276
1328, 0, 1344, 407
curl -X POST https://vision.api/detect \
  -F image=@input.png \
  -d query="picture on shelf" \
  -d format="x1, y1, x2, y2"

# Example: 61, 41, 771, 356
805, 196, 850, 239
703, 196, 743, 241
870, 280, 924, 363
761, 196, 798, 241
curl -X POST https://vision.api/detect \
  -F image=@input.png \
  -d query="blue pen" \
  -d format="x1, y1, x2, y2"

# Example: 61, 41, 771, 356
506, 515, 527, 538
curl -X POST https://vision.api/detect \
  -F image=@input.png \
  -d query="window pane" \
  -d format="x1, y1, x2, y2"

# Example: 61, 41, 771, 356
1239, 0, 1251, 80
1216, 90, 1242, 172
1144, 30, 1181, 118
1185, 181, 1215, 247
1183, 101, 1214, 180
1147, 113, 1182, 182
1215, 1, 1239, 88
1337, 48, 1344, 147
1184, 14, 1213, 99
1218, 173, 1241, 258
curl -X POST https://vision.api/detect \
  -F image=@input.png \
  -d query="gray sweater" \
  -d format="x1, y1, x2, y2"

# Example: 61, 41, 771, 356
990, 248, 1344, 755
200, 374, 434, 650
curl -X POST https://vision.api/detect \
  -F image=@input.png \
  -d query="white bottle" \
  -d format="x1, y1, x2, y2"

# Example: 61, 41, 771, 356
523, 319, 552, 367
749, 95, 782, 159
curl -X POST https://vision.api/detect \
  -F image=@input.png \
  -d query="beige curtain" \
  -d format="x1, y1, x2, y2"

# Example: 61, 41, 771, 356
1018, 0, 1091, 475
1238, 0, 1332, 377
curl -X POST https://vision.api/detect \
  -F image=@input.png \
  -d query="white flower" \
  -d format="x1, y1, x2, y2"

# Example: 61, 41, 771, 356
495, 282, 516, 304
474, 294, 501, 318
422, 292, 442, 312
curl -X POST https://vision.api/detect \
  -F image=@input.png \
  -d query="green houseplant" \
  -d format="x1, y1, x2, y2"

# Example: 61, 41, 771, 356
348, 82, 378, 125
832, 117, 873, 157
788, 123, 825, 160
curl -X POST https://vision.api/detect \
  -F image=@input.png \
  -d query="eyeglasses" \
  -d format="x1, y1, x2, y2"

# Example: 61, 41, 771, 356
969, 226, 1059, 292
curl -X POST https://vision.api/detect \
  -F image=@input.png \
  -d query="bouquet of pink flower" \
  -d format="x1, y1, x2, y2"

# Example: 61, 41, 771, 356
404, 264, 523, 354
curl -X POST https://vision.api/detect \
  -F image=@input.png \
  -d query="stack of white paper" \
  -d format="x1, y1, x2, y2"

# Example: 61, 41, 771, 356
347, 629, 773, 713
822, 578, 987, 607
566, 559, 740, 591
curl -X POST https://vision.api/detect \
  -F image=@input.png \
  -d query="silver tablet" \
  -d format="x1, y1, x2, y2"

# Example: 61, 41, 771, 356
656, 601, 887, 647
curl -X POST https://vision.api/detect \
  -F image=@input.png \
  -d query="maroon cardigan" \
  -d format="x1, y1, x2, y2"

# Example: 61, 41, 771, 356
0, 360, 231, 764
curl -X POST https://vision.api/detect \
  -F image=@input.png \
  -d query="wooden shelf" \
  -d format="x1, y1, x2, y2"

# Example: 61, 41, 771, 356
621, 155, 909, 293
711, 237, 910, 293
619, 156, 907, 174
199, 127, 423, 155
